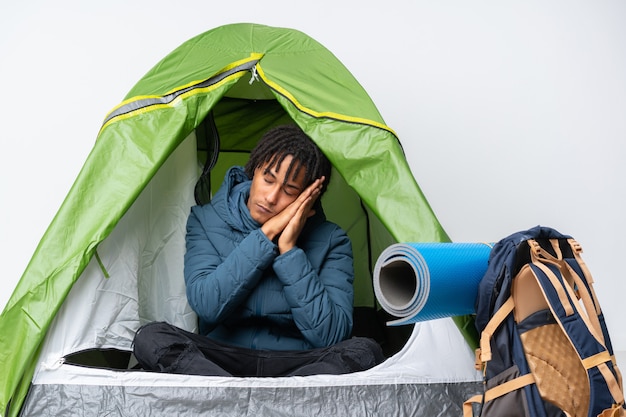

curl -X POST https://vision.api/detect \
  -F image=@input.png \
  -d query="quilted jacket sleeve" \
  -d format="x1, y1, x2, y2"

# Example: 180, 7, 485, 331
272, 222, 354, 348
183, 206, 277, 329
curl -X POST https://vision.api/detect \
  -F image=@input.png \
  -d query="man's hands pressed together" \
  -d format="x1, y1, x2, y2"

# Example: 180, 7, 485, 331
270, 177, 324, 254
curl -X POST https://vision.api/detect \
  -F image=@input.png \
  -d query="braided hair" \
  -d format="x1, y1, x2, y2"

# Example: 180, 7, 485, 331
244, 124, 332, 195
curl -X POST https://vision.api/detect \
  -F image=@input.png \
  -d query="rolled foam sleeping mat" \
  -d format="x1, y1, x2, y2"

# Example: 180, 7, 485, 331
373, 242, 493, 325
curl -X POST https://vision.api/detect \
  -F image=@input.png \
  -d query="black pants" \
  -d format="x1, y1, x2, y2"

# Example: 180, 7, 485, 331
133, 321, 385, 377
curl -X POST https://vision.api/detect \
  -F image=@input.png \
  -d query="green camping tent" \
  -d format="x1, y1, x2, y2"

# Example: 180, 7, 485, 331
0, 23, 476, 416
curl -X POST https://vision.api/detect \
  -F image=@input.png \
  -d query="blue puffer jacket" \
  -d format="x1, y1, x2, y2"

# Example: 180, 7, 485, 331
184, 167, 354, 351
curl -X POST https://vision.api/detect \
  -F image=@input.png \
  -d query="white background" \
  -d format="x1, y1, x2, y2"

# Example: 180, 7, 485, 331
1, 1, 624, 359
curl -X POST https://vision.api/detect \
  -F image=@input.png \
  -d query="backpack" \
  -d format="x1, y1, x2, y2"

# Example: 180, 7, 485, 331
464, 226, 625, 417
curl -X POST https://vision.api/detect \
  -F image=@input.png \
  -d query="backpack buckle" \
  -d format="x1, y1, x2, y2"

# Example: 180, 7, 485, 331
474, 348, 484, 371
528, 239, 541, 255
570, 239, 583, 254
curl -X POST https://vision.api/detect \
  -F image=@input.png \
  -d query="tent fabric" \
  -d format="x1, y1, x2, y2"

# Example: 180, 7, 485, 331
21, 316, 481, 416
0, 23, 478, 416
21, 382, 481, 417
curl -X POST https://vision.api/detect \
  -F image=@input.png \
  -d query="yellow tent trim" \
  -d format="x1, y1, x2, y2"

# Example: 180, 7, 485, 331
255, 63, 396, 136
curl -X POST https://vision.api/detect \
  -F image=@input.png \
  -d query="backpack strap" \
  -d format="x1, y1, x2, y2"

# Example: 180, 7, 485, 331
528, 239, 625, 411
566, 239, 624, 392
469, 296, 541, 417
463, 373, 537, 417
568, 239, 602, 315
478, 296, 514, 363
530, 240, 609, 353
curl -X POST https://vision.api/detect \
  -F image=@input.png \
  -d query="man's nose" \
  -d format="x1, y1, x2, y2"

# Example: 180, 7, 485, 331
266, 185, 280, 204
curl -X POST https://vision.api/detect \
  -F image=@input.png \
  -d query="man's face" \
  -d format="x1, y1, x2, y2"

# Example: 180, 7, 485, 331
247, 155, 307, 225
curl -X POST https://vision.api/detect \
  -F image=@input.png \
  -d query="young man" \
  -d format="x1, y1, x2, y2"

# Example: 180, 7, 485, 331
133, 124, 384, 376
